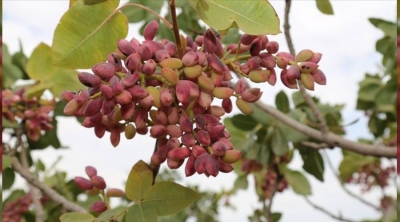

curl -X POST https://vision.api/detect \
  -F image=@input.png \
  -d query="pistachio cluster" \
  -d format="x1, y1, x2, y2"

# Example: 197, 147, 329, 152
62, 20, 326, 177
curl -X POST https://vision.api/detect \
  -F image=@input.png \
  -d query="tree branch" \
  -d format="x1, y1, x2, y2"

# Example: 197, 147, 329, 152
149, 139, 160, 184
254, 101, 396, 158
20, 147, 45, 222
284, 0, 331, 137
304, 197, 359, 222
301, 141, 330, 149
169, 0, 183, 59
11, 156, 87, 213
265, 165, 283, 222
322, 150, 381, 211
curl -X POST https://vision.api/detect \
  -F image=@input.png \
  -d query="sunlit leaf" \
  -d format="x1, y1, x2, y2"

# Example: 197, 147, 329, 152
250, 104, 276, 125
271, 127, 289, 156
2, 155, 12, 170
52, 0, 128, 68
275, 90, 290, 113
26, 43, 84, 98
143, 181, 200, 216
192, 0, 280, 35
284, 168, 311, 195
231, 114, 258, 131
315, 0, 334, 15
124, 203, 157, 222
369, 18, 396, 38
59, 212, 96, 222
125, 160, 153, 202
232, 174, 248, 192
122, 0, 164, 23
97, 207, 126, 221
338, 151, 377, 182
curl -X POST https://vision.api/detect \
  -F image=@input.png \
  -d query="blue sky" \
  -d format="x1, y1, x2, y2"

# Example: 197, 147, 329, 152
3, 1, 397, 221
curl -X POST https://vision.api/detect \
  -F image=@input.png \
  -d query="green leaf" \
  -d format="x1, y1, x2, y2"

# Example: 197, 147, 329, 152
69, 0, 79, 7
271, 127, 289, 156
368, 114, 386, 137
97, 207, 126, 221
192, 0, 280, 35
231, 114, 258, 131
291, 91, 305, 107
369, 18, 396, 38
278, 121, 307, 142
250, 104, 276, 126
3, 155, 12, 170
275, 90, 290, 113
3, 168, 15, 190
220, 28, 241, 45
271, 212, 282, 222
36, 159, 46, 171
284, 169, 311, 195
83, 0, 115, 6
2, 117, 19, 128
223, 118, 248, 151
358, 80, 382, 102
125, 160, 153, 202
2, 44, 23, 88
338, 151, 377, 182
26, 43, 84, 98
356, 99, 375, 110
376, 37, 394, 58
143, 181, 200, 216
297, 146, 324, 181
122, 0, 164, 24
375, 85, 396, 114
124, 203, 157, 222
315, 0, 334, 15
232, 175, 248, 192
59, 212, 96, 222
12, 47, 30, 80
52, 0, 128, 68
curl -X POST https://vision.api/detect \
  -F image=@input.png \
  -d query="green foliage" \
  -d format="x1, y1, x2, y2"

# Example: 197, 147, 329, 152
26, 43, 84, 98
220, 28, 241, 45
297, 145, 324, 181
60, 212, 96, 222
271, 126, 290, 156
121, 161, 200, 221
2, 44, 24, 89
142, 181, 200, 216
315, 0, 334, 15
3, 167, 16, 190
275, 90, 290, 113
122, 0, 164, 23
123, 203, 157, 222
2, 155, 12, 170
52, 0, 128, 68
231, 114, 258, 131
284, 168, 312, 195
96, 207, 126, 222
353, 18, 397, 146
188, 0, 281, 35
338, 150, 378, 182
232, 175, 249, 192
356, 73, 396, 140
125, 160, 153, 202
